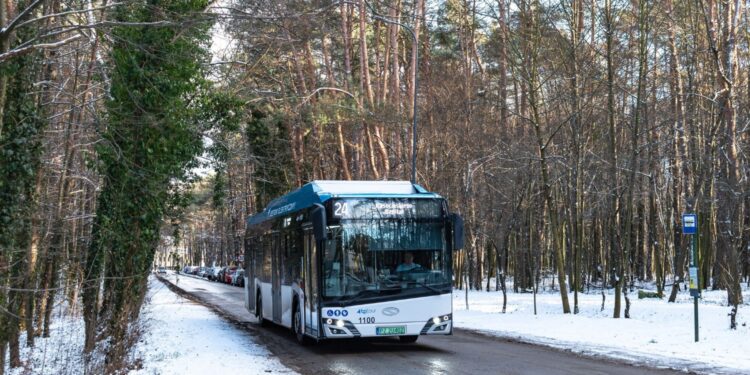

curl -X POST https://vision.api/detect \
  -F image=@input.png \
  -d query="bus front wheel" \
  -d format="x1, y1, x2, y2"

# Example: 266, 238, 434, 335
293, 305, 312, 345
398, 335, 418, 343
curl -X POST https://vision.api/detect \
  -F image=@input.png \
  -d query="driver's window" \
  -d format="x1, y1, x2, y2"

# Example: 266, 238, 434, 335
345, 234, 369, 282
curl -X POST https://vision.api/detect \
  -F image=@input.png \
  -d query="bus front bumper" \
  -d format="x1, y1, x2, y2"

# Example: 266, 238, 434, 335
321, 314, 452, 338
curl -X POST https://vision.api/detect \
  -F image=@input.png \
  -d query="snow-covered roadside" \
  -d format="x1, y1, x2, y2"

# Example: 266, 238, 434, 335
2, 314, 86, 375
4, 276, 294, 375
130, 277, 295, 374
453, 286, 750, 374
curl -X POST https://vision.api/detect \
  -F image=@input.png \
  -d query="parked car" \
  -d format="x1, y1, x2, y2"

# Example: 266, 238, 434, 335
197, 267, 209, 278
231, 269, 245, 287
156, 266, 167, 274
208, 266, 223, 281
216, 267, 226, 282
224, 267, 237, 284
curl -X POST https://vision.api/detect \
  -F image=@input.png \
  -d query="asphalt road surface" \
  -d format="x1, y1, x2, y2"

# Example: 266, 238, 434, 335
156, 273, 688, 375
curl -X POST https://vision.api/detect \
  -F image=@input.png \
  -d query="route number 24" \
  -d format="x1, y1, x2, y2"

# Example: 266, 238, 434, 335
333, 202, 349, 217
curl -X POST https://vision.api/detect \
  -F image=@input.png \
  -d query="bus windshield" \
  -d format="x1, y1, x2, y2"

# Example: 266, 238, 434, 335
322, 215, 451, 303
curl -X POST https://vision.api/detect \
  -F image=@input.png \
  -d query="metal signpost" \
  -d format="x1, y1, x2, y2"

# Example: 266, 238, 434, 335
682, 213, 699, 342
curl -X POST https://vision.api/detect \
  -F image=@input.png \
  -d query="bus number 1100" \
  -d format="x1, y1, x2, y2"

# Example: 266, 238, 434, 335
359, 317, 375, 324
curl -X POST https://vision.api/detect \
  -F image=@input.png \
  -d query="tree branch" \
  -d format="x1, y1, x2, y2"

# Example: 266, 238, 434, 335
15, 2, 123, 30
0, 34, 82, 64
0, 0, 46, 38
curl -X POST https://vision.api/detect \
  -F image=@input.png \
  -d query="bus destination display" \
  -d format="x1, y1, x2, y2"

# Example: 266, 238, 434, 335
332, 198, 441, 219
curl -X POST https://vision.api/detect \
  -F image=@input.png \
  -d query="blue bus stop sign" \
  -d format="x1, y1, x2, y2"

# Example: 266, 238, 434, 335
682, 213, 700, 342
683, 214, 697, 235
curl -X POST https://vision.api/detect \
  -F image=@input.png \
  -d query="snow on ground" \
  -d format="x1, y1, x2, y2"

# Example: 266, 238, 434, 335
4, 277, 294, 375
453, 283, 750, 374
130, 277, 295, 375
2, 313, 86, 375
7, 275, 748, 375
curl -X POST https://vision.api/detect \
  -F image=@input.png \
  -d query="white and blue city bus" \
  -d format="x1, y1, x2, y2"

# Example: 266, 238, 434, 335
244, 180, 464, 344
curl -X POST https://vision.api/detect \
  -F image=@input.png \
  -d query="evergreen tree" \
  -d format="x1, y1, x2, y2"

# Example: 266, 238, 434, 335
0, 19, 43, 370
82, 0, 211, 366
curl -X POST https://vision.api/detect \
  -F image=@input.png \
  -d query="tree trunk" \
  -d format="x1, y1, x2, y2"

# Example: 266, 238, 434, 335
340, 2, 352, 91
604, 0, 622, 318
358, 0, 374, 106
701, 0, 744, 309
524, 1, 570, 313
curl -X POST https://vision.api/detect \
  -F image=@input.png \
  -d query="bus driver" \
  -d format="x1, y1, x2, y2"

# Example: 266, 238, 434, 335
396, 252, 421, 273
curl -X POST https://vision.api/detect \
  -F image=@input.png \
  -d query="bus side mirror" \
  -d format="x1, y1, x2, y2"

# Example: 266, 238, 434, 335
451, 213, 464, 250
312, 204, 327, 243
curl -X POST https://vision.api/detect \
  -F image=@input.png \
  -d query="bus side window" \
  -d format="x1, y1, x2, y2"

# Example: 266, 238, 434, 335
262, 237, 272, 281
245, 236, 255, 281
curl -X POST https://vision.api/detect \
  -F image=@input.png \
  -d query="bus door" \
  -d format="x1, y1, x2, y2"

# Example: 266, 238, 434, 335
304, 229, 319, 336
244, 236, 255, 312
272, 233, 282, 322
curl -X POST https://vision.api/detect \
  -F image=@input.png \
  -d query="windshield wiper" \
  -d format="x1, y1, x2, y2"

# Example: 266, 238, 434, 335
413, 280, 442, 294
336, 289, 379, 306
337, 283, 405, 306
335, 281, 443, 306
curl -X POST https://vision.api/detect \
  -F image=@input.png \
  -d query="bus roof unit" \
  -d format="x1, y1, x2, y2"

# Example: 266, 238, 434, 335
246, 180, 439, 226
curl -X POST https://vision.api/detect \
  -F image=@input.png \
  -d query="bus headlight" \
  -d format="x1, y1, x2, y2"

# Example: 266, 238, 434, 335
336, 319, 345, 328
432, 317, 441, 325
326, 318, 333, 325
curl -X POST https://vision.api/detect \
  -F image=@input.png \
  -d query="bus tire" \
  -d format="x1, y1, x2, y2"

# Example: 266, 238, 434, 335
256, 293, 268, 327
398, 335, 418, 343
293, 303, 312, 345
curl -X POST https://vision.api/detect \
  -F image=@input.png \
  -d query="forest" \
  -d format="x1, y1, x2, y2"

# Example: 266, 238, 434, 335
1, 0, 750, 373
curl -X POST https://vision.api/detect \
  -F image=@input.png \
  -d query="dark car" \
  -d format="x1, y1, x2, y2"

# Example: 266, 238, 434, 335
216, 267, 226, 283
207, 266, 222, 281
232, 269, 245, 287
198, 267, 210, 278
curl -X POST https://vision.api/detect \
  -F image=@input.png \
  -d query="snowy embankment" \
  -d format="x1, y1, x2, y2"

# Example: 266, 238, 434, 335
2, 314, 86, 375
131, 277, 294, 374
453, 285, 750, 374
4, 276, 294, 375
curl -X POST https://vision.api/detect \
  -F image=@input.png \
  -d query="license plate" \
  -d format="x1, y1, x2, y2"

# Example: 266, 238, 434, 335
376, 326, 406, 335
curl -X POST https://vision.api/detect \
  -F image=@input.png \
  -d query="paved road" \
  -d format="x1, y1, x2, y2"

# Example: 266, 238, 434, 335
157, 273, 688, 375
